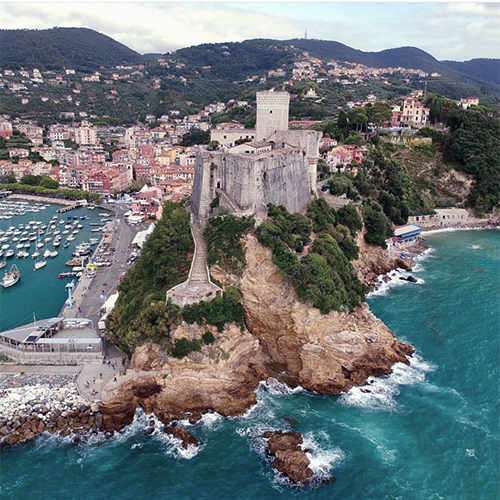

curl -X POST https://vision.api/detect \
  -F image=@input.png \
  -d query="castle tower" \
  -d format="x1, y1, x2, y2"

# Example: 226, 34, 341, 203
256, 91, 290, 141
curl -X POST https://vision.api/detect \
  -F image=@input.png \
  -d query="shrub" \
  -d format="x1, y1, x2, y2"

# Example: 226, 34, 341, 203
171, 338, 202, 358
202, 331, 215, 344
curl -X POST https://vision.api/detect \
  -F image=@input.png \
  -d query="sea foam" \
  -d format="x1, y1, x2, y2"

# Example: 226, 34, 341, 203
339, 354, 436, 411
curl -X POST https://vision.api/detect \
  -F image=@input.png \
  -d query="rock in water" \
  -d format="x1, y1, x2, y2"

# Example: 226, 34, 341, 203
164, 423, 198, 449
264, 431, 313, 484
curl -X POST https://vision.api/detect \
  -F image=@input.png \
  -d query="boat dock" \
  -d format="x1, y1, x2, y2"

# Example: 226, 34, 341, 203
58, 203, 145, 332
57, 202, 87, 213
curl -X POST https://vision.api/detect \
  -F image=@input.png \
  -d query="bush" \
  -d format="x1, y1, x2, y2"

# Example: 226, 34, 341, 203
171, 338, 202, 358
202, 331, 215, 344
181, 286, 245, 332
257, 202, 367, 314
204, 214, 255, 274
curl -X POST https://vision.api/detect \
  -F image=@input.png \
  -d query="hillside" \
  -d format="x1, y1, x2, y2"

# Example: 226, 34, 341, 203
174, 39, 297, 81
0, 28, 498, 124
0, 28, 143, 71
285, 39, 454, 76
441, 58, 500, 90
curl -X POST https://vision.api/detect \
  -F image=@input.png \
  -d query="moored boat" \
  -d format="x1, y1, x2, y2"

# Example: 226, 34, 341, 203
1, 264, 21, 288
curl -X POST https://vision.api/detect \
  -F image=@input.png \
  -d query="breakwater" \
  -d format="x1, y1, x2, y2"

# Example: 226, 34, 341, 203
0, 373, 105, 446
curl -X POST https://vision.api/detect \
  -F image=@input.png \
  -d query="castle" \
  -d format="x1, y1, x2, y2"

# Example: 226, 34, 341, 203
167, 91, 321, 307
191, 90, 321, 223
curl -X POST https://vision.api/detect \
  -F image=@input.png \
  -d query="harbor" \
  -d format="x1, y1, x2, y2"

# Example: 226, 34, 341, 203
0, 198, 146, 335
0, 197, 149, 402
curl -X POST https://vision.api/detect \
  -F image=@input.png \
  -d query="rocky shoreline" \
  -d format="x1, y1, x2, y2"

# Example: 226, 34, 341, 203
3, 223, 496, 473
0, 374, 105, 447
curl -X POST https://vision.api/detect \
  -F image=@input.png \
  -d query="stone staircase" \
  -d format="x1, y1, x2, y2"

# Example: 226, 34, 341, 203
166, 219, 222, 308
187, 223, 210, 285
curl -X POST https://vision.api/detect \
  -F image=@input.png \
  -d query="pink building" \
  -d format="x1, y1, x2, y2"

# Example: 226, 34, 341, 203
132, 185, 164, 219
0, 120, 13, 139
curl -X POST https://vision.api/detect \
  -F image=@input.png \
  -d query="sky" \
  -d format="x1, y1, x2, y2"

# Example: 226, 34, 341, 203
0, 2, 499, 61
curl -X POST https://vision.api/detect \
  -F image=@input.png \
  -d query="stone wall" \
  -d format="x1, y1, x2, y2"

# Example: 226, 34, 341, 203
0, 344, 104, 365
191, 148, 313, 222
256, 91, 290, 141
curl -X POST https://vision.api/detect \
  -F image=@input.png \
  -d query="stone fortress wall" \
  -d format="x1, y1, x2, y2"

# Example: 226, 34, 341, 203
191, 90, 321, 224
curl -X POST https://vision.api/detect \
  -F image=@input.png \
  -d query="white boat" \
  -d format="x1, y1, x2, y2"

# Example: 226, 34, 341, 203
1, 264, 21, 287
5, 249, 14, 258
0, 260, 6, 269
34, 256, 47, 270
44, 249, 52, 259
16, 250, 29, 258
32, 251, 40, 259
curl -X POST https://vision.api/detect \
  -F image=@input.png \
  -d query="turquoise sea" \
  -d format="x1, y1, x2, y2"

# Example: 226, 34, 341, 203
1, 227, 499, 500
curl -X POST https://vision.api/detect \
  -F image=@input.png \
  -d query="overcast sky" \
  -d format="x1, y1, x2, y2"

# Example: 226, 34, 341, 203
1, 2, 499, 61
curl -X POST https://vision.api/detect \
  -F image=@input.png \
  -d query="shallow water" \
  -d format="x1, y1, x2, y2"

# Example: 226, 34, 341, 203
1, 229, 499, 499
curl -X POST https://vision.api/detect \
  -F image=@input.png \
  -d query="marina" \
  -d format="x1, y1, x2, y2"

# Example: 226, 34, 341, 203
0, 199, 116, 333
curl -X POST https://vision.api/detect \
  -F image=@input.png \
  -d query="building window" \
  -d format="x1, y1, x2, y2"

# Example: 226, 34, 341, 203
270, 110, 273, 114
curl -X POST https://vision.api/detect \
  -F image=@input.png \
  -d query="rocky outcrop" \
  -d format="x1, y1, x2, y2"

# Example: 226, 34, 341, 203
100, 323, 267, 432
101, 233, 413, 432
164, 423, 198, 449
212, 234, 413, 395
352, 229, 416, 287
264, 431, 313, 484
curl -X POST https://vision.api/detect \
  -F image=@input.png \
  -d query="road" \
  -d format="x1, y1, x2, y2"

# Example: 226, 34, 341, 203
60, 202, 150, 344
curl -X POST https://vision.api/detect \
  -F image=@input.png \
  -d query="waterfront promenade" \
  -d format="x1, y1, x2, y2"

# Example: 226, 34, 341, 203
59, 201, 142, 327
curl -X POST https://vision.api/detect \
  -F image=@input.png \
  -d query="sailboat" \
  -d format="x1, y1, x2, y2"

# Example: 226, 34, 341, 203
34, 254, 47, 271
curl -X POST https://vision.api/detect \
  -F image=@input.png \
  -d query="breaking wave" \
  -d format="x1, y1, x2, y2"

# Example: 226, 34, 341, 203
338, 354, 436, 411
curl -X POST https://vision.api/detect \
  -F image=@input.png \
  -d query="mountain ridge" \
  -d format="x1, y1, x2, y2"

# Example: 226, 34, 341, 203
0, 28, 496, 86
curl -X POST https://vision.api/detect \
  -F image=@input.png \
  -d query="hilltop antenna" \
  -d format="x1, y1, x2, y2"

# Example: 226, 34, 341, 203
304, 28, 307, 40
420, 80, 428, 99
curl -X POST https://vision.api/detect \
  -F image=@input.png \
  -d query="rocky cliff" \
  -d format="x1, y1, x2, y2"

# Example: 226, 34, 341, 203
100, 234, 413, 430
352, 229, 417, 287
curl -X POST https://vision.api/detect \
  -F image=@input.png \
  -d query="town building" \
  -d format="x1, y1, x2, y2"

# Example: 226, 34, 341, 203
400, 98, 429, 127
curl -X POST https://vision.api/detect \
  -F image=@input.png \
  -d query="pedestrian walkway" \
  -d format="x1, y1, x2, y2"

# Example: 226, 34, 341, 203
77, 350, 126, 403
188, 223, 210, 285
166, 221, 222, 307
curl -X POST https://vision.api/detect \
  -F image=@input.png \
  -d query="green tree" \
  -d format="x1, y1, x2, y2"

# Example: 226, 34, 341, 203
39, 176, 59, 189
20, 174, 40, 185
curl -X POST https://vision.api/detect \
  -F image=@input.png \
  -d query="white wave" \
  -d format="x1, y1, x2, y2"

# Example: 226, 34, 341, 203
423, 226, 498, 236
259, 377, 305, 396
157, 431, 202, 460
179, 410, 223, 429
107, 407, 202, 459
302, 432, 345, 481
339, 354, 436, 411
368, 268, 425, 298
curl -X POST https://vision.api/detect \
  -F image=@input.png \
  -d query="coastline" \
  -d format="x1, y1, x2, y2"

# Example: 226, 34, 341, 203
7, 193, 81, 206
1, 217, 498, 449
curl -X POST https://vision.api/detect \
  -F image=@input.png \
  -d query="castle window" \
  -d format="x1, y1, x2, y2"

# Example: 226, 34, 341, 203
270, 110, 273, 114
217, 181, 221, 188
